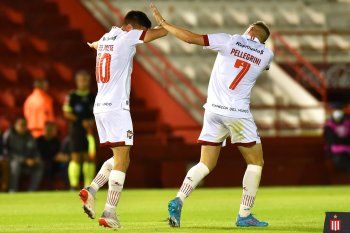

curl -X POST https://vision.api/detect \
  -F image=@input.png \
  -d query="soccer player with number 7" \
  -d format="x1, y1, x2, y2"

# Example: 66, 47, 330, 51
81, 11, 168, 228
150, 3, 274, 228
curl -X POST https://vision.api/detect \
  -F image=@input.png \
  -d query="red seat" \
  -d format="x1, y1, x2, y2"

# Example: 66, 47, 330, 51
0, 64, 17, 82
0, 4, 24, 25
24, 64, 45, 79
29, 36, 48, 54
0, 90, 16, 108
53, 62, 73, 81
0, 35, 20, 54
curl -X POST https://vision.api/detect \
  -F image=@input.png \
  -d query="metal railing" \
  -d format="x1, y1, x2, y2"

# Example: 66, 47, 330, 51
276, 30, 350, 64
83, 0, 328, 135
272, 32, 327, 102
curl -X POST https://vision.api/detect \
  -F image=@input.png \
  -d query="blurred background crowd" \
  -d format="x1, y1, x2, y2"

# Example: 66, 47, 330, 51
0, 71, 97, 192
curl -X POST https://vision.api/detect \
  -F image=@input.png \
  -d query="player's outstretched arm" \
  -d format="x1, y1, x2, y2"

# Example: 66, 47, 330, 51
150, 3, 205, 46
143, 26, 168, 43
87, 41, 98, 50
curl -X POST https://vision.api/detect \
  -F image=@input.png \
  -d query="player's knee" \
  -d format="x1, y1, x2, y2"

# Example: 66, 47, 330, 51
113, 155, 130, 171
248, 158, 264, 167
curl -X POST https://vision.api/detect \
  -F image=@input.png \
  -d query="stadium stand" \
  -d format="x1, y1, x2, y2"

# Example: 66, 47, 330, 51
0, 0, 183, 144
81, 0, 350, 186
1, 0, 349, 188
81, 0, 335, 136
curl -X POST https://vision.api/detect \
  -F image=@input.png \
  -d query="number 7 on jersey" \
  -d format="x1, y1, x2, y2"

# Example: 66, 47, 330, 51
229, 59, 251, 90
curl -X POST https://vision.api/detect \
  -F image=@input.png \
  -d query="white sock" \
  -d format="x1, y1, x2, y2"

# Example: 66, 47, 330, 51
89, 157, 114, 195
239, 164, 262, 217
176, 162, 210, 202
104, 170, 125, 213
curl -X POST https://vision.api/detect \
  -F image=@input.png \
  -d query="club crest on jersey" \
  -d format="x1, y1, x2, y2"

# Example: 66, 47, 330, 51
127, 130, 133, 139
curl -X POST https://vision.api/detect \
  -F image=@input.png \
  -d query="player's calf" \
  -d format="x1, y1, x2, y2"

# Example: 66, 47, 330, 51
238, 144, 264, 218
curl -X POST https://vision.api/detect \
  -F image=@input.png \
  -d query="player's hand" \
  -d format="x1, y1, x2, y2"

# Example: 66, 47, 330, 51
87, 42, 98, 49
150, 3, 165, 26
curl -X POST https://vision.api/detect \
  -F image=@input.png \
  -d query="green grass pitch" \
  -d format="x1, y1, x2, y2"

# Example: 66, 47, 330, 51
0, 186, 349, 233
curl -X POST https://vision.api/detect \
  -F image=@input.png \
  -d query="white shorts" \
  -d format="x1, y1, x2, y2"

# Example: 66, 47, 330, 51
94, 110, 133, 147
198, 110, 261, 146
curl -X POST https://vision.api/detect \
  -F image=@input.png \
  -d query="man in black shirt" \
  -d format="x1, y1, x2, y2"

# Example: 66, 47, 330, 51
3, 118, 44, 192
63, 70, 95, 189
36, 122, 69, 189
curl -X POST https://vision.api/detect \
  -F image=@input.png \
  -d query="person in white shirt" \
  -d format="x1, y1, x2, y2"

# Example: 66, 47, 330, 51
80, 10, 168, 228
151, 3, 273, 228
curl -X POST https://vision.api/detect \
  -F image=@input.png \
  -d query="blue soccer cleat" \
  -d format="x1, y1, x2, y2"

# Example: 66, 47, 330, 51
236, 214, 268, 227
168, 197, 183, 227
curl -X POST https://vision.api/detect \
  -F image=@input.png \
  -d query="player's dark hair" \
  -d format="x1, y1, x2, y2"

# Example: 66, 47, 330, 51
124, 10, 152, 29
252, 21, 270, 42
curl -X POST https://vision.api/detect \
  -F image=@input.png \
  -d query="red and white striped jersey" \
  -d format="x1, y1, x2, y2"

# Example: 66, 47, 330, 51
93, 27, 146, 114
203, 34, 274, 118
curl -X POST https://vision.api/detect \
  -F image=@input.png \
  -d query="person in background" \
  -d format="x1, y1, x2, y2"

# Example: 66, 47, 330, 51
36, 122, 69, 188
3, 118, 44, 192
24, 79, 54, 138
56, 136, 71, 189
63, 71, 95, 190
324, 108, 350, 173
84, 120, 96, 187
0, 131, 9, 191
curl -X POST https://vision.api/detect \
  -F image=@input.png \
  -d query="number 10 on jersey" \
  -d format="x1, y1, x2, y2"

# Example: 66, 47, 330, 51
96, 53, 111, 83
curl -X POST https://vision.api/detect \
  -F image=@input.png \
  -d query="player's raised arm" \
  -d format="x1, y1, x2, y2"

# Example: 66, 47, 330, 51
150, 3, 206, 46
143, 26, 168, 43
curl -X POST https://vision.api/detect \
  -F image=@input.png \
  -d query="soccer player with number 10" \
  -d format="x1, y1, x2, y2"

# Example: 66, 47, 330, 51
79, 11, 168, 228
150, 3, 274, 228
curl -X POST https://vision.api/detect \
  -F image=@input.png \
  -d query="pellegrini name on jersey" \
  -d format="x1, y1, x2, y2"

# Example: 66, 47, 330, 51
230, 48, 261, 65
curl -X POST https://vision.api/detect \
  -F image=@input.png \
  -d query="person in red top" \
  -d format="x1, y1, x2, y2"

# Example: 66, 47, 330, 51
23, 79, 54, 138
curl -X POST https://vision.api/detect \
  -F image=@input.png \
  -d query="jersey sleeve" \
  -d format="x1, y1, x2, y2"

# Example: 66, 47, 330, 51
124, 29, 147, 46
203, 33, 231, 52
